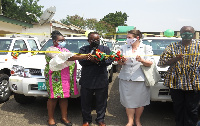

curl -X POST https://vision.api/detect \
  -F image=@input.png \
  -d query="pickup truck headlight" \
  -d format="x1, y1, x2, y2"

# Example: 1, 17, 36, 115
24, 69, 31, 78
10, 65, 25, 77
24, 68, 44, 78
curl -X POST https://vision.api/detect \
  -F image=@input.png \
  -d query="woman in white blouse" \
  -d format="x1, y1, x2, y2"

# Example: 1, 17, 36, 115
118, 30, 153, 126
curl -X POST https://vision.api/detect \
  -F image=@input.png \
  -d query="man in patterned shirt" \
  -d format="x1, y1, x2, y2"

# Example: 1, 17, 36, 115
158, 26, 200, 126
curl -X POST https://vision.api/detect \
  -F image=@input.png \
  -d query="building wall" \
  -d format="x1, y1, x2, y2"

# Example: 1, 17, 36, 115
0, 21, 22, 36
22, 23, 51, 44
22, 23, 85, 44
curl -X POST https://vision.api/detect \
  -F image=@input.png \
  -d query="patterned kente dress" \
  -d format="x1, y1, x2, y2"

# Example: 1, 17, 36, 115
44, 46, 79, 98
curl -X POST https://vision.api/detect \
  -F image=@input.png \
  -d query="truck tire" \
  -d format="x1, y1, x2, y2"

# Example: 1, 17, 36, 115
14, 93, 36, 104
0, 74, 11, 103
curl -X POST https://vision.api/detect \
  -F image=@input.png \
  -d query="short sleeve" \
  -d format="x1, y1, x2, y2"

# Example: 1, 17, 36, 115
46, 47, 75, 71
46, 47, 58, 58
157, 44, 174, 67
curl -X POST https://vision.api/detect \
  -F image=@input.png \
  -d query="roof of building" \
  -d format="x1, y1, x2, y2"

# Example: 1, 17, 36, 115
52, 20, 85, 33
117, 26, 135, 33
0, 15, 33, 28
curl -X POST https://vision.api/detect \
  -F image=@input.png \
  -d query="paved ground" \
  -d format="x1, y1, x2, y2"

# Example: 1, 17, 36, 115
0, 73, 178, 126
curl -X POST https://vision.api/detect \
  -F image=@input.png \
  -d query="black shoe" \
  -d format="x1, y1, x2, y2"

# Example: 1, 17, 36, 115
60, 118, 72, 126
48, 124, 57, 126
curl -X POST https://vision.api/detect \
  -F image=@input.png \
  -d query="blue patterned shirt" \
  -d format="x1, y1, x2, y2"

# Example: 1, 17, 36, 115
158, 40, 200, 91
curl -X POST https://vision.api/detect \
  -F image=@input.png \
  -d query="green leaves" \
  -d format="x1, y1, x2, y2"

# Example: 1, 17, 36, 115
61, 15, 86, 29
60, 11, 128, 36
2, 0, 43, 23
101, 11, 128, 27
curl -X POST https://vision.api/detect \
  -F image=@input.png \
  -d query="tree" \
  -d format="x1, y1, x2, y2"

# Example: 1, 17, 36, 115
61, 15, 115, 35
60, 15, 86, 29
2, 0, 43, 23
95, 20, 115, 34
101, 11, 128, 27
85, 18, 98, 30
60, 12, 127, 36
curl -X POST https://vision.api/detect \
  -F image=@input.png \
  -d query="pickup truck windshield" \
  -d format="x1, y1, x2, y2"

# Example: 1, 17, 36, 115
142, 39, 181, 55
115, 42, 126, 46
40, 39, 89, 53
0, 39, 12, 55
105, 42, 113, 50
27, 39, 39, 51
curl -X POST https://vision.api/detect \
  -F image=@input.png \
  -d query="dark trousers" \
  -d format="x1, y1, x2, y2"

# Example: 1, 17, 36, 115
81, 86, 108, 123
170, 89, 200, 126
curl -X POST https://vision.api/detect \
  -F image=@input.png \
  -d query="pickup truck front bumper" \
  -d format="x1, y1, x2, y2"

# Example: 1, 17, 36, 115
9, 76, 81, 98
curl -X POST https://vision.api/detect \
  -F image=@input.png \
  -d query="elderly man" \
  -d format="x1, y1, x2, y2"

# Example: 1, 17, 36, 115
158, 26, 200, 126
78, 32, 113, 126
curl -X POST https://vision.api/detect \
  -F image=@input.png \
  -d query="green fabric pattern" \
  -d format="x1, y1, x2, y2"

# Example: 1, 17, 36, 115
44, 54, 76, 98
44, 55, 51, 96
69, 63, 75, 95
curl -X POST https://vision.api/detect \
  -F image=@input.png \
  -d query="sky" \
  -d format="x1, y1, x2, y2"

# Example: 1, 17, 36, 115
37, 0, 200, 32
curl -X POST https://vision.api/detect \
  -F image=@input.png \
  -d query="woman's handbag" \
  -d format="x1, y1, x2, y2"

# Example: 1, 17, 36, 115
141, 61, 161, 86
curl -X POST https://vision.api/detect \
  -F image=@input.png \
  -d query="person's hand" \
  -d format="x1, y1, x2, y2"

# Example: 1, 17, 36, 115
87, 53, 96, 61
136, 55, 144, 63
87, 53, 100, 64
118, 56, 127, 65
121, 56, 127, 63
175, 54, 183, 61
165, 54, 183, 65
86, 53, 92, 60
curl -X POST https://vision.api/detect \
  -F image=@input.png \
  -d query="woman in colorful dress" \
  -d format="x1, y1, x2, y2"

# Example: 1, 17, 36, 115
45, 30, 89, 126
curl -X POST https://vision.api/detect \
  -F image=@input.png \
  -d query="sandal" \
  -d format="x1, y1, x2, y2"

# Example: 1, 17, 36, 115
47, 120, 57, 126
48, 124, 57, 126
60, 118, 72, 126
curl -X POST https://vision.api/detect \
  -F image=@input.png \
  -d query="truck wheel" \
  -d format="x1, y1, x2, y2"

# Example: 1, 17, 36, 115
108, 67, 113, 83
0, 74, 11, 103
14, 93, 36, 104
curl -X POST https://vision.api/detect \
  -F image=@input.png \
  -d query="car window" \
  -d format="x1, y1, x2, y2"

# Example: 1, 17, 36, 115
66, 39, 89, 53
116, 42, 126, 46
40, 39, 54, 51
105, 42, 113, 49
0, 39, 12, 55
116, 35, 127, 41
40, 39, 89, 53
13, 40, 27, 51
27, 39, 39, 51
142, 39, 181, 55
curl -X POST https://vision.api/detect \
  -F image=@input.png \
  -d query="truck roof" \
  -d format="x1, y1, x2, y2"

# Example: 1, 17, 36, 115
142, 37, 182, 40
116, 26, 135, 33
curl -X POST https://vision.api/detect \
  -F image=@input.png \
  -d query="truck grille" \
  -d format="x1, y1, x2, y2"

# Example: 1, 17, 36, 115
29, 69, 42, 75
159, 71, 167, 78
31, 84, 38, 90
30, 84, 47, 91
158, 89, 171, 96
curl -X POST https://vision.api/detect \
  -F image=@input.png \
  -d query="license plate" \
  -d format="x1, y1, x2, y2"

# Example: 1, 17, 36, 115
38, 82, 47, 90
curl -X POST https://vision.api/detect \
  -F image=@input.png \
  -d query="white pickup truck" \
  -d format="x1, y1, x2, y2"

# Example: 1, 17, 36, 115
0, 35, 41, 103
142, 37, 182, 102
9, 37, 114, 104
